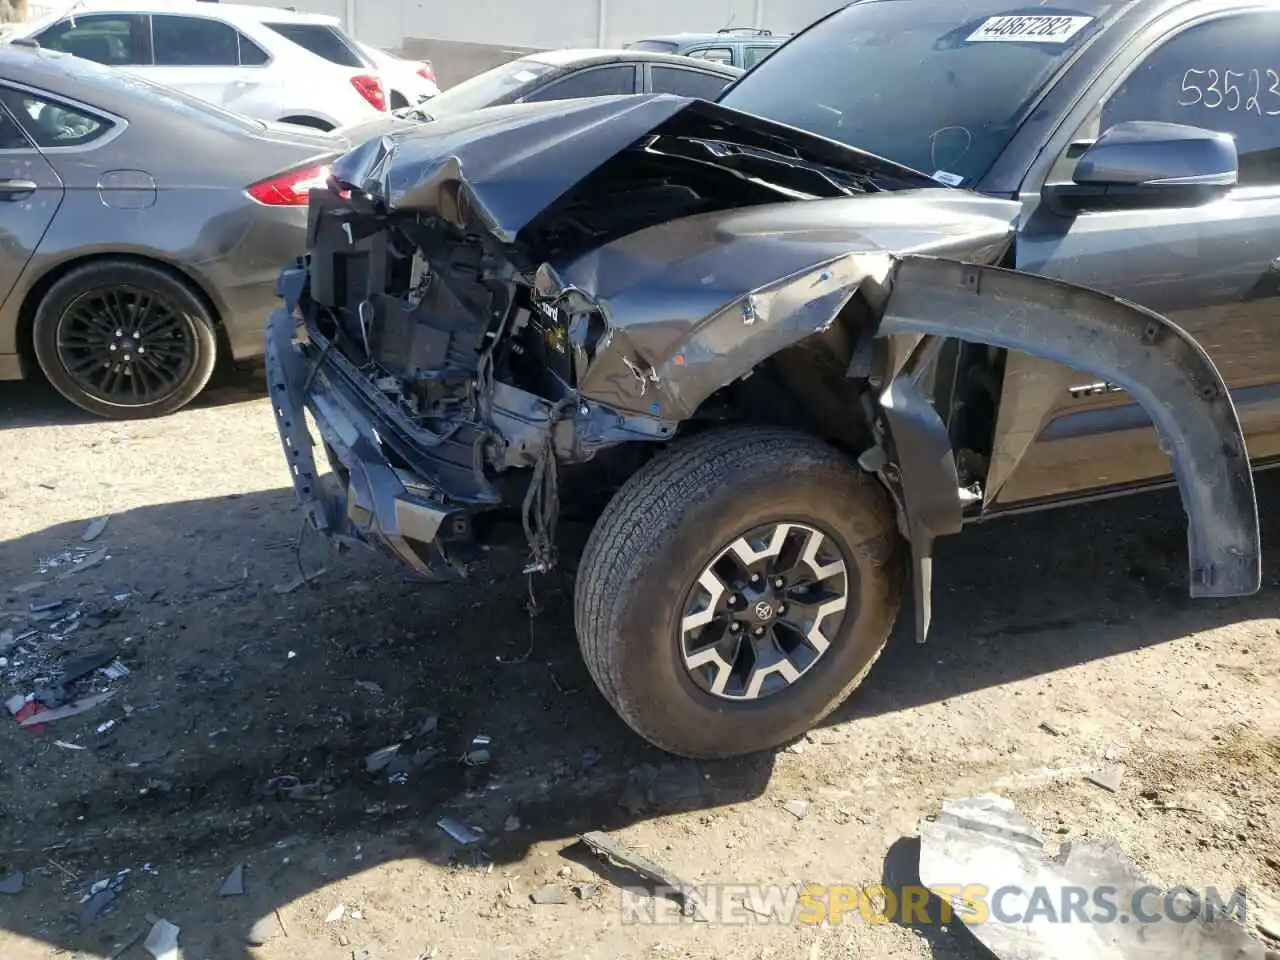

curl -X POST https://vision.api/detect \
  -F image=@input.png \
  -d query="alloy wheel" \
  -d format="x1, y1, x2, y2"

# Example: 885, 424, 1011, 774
679, 521, 852, 701
55, 286, 195, 406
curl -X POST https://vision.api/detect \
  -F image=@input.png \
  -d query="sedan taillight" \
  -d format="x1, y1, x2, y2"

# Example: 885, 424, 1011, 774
247, 164, 331, 206
416, 62, 436, 84
351, 73, 387, 111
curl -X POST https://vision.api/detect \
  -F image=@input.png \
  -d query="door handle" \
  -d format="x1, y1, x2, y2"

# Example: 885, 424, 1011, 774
0, 178, 37, 200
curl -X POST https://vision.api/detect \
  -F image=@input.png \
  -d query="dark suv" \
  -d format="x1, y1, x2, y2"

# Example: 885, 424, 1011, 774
267, 0, 1267, 761
626, 27, 788, 69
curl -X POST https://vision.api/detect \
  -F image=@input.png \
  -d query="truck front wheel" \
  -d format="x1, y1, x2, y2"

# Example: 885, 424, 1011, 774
573, 426, 906, 759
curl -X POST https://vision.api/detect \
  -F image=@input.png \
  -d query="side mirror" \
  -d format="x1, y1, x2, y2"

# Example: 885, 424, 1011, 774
1042, 120, 1237, 214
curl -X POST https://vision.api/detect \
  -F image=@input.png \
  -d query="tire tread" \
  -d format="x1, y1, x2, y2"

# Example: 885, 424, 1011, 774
574, 426, 902, 757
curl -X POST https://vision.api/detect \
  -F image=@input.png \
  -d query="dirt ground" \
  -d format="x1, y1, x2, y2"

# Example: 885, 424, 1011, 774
0, 368, 1277, 960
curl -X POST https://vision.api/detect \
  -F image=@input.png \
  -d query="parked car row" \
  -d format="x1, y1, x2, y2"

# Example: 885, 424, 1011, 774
0, 14, 743, 418
3, 0, 435, 129
626, 26, 789, 68
387, 47, 739, 125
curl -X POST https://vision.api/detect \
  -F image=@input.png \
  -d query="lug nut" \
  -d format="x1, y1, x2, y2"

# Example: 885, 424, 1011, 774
109, 344, 117, 352
138, 346, 146, 354
777, 604, 787, 615
115, 328, 123, 337
773, 577, 785, 589
753, 626, 766, 637
750, 573, 761, 583
729, 622, 741, 633
728, 594, 740, 607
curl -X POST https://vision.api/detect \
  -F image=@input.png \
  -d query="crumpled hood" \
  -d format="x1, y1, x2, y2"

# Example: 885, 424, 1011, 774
328, 93, 939, 243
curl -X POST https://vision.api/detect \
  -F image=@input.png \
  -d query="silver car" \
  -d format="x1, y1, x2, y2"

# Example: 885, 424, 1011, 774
0, 41, 346, 418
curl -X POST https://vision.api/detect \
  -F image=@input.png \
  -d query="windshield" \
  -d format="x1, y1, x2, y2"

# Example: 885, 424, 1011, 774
719, 0, 1122, 185
416, 58, 557, 119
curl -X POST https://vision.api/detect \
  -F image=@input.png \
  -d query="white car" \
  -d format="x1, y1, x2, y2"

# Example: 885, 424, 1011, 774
354, 40, 439, 107
8, 0, 389, 130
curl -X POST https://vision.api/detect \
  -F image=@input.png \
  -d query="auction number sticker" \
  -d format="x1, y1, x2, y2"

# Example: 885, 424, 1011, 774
966, 14, 1094, 43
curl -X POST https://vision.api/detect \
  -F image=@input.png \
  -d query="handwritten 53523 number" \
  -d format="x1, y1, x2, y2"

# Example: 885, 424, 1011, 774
1179, 67, 1280, 113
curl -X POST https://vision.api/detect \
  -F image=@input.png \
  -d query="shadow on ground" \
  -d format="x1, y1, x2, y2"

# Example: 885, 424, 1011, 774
0, 469, 1276, 957
0, 362, 267, 431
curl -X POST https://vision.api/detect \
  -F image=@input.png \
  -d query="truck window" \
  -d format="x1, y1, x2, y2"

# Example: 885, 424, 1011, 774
1099, 12, 1280, 187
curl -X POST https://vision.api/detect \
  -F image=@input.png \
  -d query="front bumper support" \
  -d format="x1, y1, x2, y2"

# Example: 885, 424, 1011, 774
264, 307, 477, 578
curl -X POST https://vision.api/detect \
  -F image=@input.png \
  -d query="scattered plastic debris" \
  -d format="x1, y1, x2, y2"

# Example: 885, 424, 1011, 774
263, 775, 331, 801
416, 714, 439, 737
99, 660, 131, 681
1085, 765, 1124, 793
1039, 720, 1065, 736
273, 567, 328, 594
79, 870, 129, 927
918, 795, 1261, 960
437, 817, 482, 845
96, 719, 116, 734
143, 917, 180, 960
54, 740, 85, 751
60, 548, 108, 578
783, 799, 810, 820
365, 745, 401, 774
580, 830, 702, 917
463, 733, 492, 766
354, 680, 384, 697
325, 903, 346, 923
82, 517, 109, 542
30, 600, 63, 613
59, 648, 119, 686
575, 883, 599, 901
0, 871, 24, 895
220, 864, 245, 897
530, 885, 567, 905
503, 815, 521, 833
20, 691, 114, 728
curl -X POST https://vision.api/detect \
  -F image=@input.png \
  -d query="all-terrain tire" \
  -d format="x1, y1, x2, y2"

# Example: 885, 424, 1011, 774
574, 426, 906, 759
32, 259, 219, 420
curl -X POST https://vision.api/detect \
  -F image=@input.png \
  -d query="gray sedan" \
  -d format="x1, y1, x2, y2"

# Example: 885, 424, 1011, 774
0, 41, 346, 418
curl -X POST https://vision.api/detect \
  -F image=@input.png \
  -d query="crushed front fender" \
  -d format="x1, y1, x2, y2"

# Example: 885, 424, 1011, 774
879, 255, 1260, 601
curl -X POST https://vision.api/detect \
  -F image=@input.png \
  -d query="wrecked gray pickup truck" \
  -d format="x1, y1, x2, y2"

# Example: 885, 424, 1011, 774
266, 0, 1263, 759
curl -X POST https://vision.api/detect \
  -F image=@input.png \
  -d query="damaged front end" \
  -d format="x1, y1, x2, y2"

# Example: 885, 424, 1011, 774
264, 92, 1259, 624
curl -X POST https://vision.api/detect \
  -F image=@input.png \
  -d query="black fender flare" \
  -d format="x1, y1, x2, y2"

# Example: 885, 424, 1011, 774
873, 255, 1260, 643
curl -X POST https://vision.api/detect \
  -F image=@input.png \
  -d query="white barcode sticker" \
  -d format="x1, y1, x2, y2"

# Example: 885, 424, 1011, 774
932, 170, 964, 186
966, 14, 1094, 44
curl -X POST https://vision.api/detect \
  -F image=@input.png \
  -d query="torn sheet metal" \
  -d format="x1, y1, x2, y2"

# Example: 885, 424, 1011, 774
580, 829, 702, 917
558, 193, 1018, 420
918, 796, 1263, 960
328, 94, 938, 242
